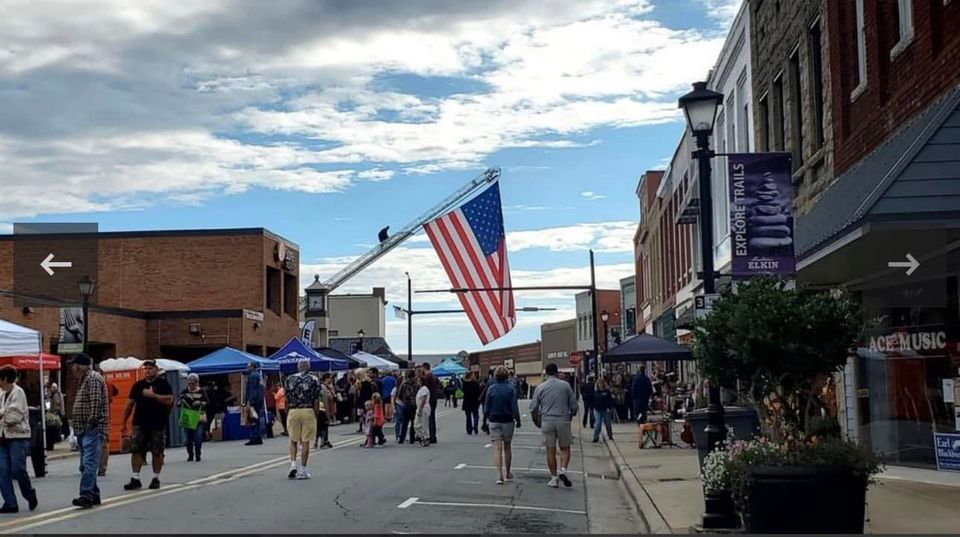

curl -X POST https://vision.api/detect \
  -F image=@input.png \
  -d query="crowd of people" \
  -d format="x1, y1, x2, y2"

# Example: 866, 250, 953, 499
0, 354, 590, 514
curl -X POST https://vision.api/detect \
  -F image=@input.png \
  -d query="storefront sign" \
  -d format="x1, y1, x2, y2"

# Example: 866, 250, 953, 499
695, 294, 719, 320
728, 152, 795, 277
243, 309, 264, 322
868, 331, 947, 352
933, 433, 960, 472
955, 407, 960, 432
57, 307, 84, 354
944, 378, 956, 404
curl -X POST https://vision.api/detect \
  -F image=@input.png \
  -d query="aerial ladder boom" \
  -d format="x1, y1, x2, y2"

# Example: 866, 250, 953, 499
310, 166, 501, 295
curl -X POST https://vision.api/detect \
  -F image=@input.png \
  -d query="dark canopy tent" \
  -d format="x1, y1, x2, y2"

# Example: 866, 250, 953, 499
268, 338, 349, 373
603, 333, 694, 363
312, 346, 364, 369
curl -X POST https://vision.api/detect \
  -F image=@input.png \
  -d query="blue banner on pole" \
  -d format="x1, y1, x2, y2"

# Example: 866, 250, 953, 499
728, 152, 796, 277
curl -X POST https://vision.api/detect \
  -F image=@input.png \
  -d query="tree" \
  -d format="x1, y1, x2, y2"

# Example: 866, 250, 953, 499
692, 278, 860, 442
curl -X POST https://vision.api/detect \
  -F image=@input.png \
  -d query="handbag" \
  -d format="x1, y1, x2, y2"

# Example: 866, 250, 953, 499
179, 408, 202, 430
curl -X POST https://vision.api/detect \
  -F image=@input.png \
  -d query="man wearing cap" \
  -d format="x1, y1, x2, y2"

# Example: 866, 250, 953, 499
120, 360, 174, 491
69, 354, 108, 509
283, 359, 321, 479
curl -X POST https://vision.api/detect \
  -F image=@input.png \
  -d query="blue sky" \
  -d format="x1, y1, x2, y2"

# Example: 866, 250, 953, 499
1, 0, 740, 354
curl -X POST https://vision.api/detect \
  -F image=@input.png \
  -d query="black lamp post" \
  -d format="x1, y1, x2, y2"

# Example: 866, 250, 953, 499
600, 310, 610, 353
679, 81, 737, 530
78, 275, 96, 354
406, 272, 413, 366
357, 329, 365, 353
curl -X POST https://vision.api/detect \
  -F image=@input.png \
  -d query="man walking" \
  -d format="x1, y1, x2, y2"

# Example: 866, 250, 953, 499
243, 362, 265, 445
529, 363, 578, 488
120, 360, 174, 491
69, 354, 108, 509
283, 359, 321, 479
631, 366, 653, 424
581, 375, 596, 428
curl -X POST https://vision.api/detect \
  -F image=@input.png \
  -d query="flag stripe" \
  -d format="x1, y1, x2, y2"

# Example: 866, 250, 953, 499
446, 211, 508, 336
434, 214, 502, 341
423, 220, 493, 343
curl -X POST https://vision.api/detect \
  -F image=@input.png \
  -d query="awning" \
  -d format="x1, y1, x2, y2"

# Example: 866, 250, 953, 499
0, 353, 61, 371
432, 360, 467, 377
268, 337, 349, 373
352, 351, 399, 370
603, 333, 694, 363
99, 357, 191, 373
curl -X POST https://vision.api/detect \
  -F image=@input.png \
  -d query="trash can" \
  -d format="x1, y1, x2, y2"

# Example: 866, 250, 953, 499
28, 407, 46, 478
686, 406, 760, 468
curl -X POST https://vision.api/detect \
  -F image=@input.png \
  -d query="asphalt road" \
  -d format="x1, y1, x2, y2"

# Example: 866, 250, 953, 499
0, 405, 642, 534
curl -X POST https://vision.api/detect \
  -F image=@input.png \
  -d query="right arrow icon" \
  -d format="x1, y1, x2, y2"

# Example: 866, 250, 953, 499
888, 253, 920, 276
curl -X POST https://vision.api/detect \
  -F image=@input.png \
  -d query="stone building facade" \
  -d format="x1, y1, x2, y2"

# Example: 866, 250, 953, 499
749, 0, 834, 215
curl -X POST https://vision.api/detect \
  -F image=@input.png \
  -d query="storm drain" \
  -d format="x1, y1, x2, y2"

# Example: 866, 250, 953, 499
583, 472, 620, 481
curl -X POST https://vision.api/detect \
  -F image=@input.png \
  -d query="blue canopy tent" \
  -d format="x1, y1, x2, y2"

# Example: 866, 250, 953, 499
187, 347, 280, 375
268, 337, 349, 373
432, 360, 467, 377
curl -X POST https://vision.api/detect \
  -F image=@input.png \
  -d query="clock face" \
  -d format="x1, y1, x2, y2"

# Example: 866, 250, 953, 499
308, 295, 324, 310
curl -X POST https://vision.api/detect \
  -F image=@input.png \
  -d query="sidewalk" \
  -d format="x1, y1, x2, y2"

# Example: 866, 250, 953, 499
602, 421, 960, 534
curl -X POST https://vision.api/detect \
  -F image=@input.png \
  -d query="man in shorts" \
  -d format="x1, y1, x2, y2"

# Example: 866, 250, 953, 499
120, 360, 174, 490
529, 363, 578, 488
284, 359, 321, 479
482, 367, 521, 485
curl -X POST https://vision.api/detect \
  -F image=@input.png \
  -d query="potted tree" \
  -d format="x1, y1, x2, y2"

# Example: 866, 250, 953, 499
694, 278, 880, 533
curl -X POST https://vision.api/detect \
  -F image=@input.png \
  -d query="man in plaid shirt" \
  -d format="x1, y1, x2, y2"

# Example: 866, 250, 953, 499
69, 354, 108, 509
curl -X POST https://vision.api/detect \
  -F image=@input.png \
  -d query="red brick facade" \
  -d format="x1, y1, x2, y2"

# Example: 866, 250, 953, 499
829, 0, 960, 174
471, 342, 541, 378
0, 228, 300, 361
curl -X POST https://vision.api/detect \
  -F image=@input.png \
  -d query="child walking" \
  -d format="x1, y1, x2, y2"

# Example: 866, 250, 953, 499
371, 394, 387, 446
361, 401, 375, 448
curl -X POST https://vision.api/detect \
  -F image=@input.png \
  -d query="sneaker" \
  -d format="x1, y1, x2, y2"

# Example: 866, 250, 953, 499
187, 454, 194, 462
71, 497, 94, 509
149, 477, 161, 490
288, 465, 298, 479
558, 473, 572, 488
296, 469, 311, 480
123, 478, 142, 491
505, 473, 514, 481
27, 494, 38, 512
496, 478, 504, 485
0, 506, 18, 514
547, 477, 559, 488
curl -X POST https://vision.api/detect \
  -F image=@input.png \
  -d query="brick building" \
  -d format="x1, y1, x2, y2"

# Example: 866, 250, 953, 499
0, 228, 300, 361
541, 319, 576, 375
792, 0, 960, 470
574, 289, 621, 355
749, 0, 834, 214
470, 341, 542, 384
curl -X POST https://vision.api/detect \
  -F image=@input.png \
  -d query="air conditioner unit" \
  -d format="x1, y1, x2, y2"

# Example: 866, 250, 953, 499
189, 323, 201, 335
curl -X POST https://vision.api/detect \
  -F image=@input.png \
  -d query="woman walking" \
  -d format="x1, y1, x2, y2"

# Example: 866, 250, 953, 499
178, 373, 208, 462
592, 378, 614, 442
461, 372, 481, 435
397, 370, 418, 444
0, 366, 38, 513
482, 367, 521, 485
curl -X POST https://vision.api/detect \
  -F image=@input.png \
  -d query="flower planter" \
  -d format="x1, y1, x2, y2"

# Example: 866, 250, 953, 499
745, 465, 866, 534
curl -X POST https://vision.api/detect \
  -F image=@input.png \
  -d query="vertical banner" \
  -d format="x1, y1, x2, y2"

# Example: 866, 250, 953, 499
301, 319, 316, 346
58, 307, 84, 354
728, 152, 795, 277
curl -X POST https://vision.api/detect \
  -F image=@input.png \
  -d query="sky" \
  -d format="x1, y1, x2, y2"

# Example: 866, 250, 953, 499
0, 0, 741, 354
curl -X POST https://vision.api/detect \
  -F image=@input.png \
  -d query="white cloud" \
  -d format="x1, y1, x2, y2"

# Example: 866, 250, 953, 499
701, 0, 743, 25
581, 191, 606, 201
0, 0, 725, 219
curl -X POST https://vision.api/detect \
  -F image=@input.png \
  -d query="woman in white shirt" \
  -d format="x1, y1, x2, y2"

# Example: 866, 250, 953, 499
0, 365, 38, 513
414, 378, 432, 448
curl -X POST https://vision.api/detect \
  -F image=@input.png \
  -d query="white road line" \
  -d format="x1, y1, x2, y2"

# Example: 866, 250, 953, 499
397, 497, 419, 509
1, 437, 365, 534
453, 464, 583, 475
407, 499, 586, 516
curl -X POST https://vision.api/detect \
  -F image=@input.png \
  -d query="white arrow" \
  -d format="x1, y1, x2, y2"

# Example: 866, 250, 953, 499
41, 253, 72, 276
888, 253, 920, 276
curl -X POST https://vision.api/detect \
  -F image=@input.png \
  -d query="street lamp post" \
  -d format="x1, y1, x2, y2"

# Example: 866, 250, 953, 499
357, 329, 365, 353
78, 275, 96, 354
679, 81, 737, 530
600, 310, 610, 353
406, 272, 413, 367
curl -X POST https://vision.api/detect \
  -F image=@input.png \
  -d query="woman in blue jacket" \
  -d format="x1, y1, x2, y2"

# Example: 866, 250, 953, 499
592, 378, 614, 443
482, 367, 521, 485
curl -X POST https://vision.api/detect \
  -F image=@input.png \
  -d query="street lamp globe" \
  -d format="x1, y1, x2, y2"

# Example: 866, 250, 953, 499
678, 81, 724, 135
357, 329, 365, 338
78, 275, 96, 297
600, 310, 610, 323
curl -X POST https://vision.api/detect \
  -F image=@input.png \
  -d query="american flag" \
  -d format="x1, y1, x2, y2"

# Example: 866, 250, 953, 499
424, 182, 515, 345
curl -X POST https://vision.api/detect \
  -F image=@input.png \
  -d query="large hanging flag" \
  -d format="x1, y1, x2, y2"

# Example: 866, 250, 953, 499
424, 182, 515, 345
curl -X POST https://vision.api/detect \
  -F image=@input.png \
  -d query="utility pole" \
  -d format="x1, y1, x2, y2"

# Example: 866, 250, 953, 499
407, 272, 413, 367
590, 250, 599, 377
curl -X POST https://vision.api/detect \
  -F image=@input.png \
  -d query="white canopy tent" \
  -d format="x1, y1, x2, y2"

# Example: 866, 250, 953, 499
0, 319, 41, 357
99, 357, 191, 375
351, 351, 399, 370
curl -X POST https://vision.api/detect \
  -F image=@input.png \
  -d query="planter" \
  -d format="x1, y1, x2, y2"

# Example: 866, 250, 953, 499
745, 465, 866, 534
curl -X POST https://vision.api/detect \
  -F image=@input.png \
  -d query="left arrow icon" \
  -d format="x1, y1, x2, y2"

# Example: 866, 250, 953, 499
41, 253, 72, 276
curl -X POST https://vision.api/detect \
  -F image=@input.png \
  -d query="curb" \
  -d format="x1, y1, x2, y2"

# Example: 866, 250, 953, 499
602, 434, 674, 534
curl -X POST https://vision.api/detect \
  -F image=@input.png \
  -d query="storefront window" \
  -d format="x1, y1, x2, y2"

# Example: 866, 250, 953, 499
855, 275, 960, 469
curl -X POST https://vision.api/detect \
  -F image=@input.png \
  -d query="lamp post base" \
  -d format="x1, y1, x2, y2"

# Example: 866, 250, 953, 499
700, 489, 741, 530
